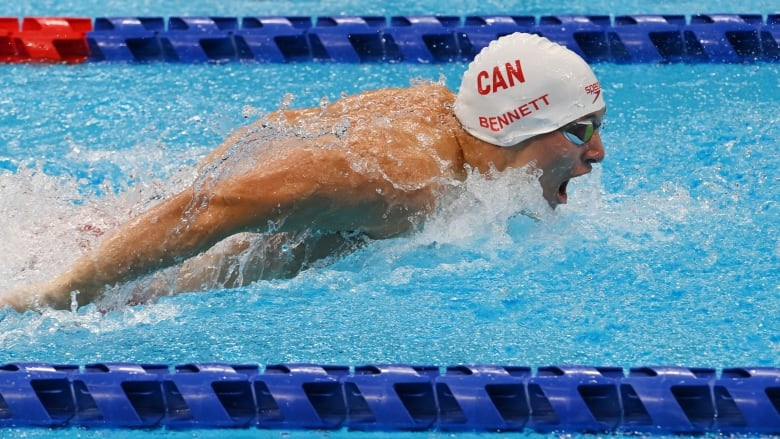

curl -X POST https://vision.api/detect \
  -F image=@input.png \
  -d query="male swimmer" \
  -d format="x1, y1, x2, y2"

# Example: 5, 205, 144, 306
1, 33, 605, 311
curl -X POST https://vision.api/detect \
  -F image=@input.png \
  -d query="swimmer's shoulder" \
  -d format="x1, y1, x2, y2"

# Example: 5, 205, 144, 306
271, 83, 459, 139
317, 82, 453, 115
360, 82, 455, 107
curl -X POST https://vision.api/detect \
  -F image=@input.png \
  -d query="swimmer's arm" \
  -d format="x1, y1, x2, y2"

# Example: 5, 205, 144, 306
22, 189, 213, 309
21, 146, 375, 310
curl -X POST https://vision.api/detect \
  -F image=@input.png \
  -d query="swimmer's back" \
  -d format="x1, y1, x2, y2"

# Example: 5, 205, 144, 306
196, 82, 466, 239
278, 83, 466, 237
203, 83, 464, 184
281, 82, 465, 184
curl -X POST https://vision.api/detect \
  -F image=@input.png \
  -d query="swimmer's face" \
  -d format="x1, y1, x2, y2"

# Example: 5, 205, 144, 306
514, 109, 606, 208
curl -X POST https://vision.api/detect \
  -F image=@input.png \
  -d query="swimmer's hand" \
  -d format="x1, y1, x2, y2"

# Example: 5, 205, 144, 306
0, 280, 75, 312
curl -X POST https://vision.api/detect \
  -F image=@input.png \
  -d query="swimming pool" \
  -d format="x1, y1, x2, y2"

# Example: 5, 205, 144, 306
0, 0, 778, 437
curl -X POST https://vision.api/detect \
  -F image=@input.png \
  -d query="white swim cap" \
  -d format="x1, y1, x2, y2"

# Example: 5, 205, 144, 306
454, 32, 606, 147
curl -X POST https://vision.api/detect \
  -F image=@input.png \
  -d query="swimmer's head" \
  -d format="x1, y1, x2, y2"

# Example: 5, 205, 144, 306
454, 33, 606, 147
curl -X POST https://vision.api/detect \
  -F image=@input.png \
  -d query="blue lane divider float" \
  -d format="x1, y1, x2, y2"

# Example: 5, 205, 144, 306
0, 363, 778, 433
80, 14, 780, 63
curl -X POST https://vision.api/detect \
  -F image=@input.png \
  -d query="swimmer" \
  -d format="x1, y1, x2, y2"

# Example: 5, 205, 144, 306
1, 33, 606, 311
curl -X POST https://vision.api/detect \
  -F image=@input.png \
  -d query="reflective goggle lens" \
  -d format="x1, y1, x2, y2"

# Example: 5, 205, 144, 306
562, 119, 599, 146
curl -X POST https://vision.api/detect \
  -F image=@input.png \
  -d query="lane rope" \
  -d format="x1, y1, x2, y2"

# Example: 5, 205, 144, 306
0, 14, 778, 64
0, 363, 778, 433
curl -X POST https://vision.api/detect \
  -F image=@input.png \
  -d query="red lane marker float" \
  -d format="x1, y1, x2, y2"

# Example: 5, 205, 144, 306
0, 17, 92, 63
0, 18, 18, 61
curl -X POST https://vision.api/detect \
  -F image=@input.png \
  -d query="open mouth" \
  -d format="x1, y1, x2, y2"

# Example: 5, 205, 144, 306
557, 179, 569, 204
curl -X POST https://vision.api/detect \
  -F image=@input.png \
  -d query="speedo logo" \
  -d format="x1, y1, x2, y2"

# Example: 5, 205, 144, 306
585, 82, 601, 103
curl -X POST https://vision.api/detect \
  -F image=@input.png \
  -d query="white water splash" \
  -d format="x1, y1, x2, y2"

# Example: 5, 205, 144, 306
0, 146, 203, 294
413, 164, 552, 248
0, 165, 97, 289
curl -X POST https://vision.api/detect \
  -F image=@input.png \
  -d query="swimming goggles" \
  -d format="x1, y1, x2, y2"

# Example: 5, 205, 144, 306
561, 117, 601, 146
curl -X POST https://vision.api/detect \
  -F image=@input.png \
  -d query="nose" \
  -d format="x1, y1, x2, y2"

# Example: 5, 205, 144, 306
584, 131, 605, 164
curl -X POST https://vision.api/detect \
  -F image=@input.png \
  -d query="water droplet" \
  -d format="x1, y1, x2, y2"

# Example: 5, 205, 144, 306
279, 93, 294, 110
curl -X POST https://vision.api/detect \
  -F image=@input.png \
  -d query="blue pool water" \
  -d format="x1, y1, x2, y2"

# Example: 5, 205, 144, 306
1, 0, 779, 438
